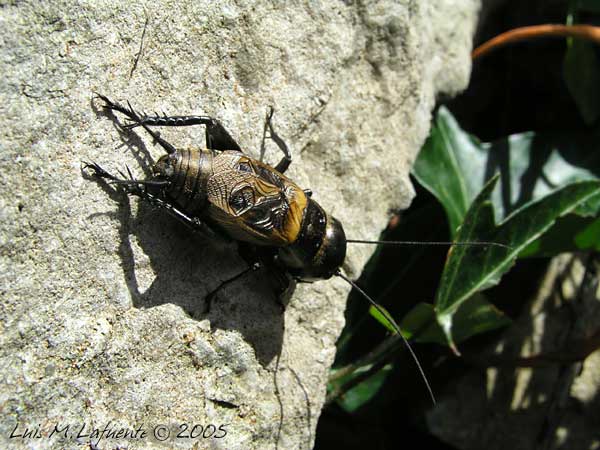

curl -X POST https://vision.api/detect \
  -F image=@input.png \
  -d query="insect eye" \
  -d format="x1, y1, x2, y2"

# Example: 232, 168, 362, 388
229, 186, 255, 214
236, 161, 254, 173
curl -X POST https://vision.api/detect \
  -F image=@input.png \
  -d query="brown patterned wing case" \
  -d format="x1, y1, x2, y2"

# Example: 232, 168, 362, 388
205, 151, 308, 246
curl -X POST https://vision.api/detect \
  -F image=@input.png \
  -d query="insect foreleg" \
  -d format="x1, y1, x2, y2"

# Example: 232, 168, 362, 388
260, 106, 292, 174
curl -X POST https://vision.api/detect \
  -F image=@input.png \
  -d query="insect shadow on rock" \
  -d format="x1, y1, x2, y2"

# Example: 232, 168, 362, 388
84, 96, 285, 366
83, 94, 505, 404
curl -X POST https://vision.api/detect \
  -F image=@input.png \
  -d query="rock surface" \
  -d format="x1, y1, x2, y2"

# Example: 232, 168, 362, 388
0, 1, 479, 448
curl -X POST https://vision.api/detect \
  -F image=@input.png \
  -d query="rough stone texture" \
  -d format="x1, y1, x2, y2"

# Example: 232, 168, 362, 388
0, 1, 479, 449
428, 254, 600, 450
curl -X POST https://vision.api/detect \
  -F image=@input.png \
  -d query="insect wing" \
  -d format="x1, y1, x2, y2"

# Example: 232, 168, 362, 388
206, 153, 307, 246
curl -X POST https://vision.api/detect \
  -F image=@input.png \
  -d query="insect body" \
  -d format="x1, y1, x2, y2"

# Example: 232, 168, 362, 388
87, 95, 347, 284
152, 147, 346, 281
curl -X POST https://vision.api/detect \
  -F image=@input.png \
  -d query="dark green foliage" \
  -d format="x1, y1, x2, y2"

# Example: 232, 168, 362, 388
330, 107, 600, 413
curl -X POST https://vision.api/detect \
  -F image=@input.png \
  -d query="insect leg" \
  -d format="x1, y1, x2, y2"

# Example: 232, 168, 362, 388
237, 243, 295, 308
95, 93, 178, 154
268, 264, 295, 309
131, 113, 242, 152
203, 262, 260, 313
260, 107, 292, 174
133, 114, 178, 155
82, 161, 121, 182
82, 162, 217, 237
95, 93, 241, 152
95, 93, 142, 122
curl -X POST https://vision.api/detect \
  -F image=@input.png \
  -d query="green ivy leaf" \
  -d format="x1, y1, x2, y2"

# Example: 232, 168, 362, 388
368, 304, 410, 338
401, 295, 511, 345
413, 107, 600, 255
330, 364, 393, 413
435, 177, 600, 345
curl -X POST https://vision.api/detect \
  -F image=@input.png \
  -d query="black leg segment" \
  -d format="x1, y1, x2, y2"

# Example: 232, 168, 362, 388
95, 93, 177, 154
203, 262, 260, 313
82, 161, 214, 235
131, 114, 242, 152
95, 93, 241, 152
260, 107, 292, 174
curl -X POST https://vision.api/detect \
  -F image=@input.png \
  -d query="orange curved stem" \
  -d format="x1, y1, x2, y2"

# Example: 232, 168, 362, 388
472, 24, 600, 60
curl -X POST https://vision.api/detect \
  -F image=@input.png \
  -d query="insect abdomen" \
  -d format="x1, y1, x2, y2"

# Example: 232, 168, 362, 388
158, 148, 214, 216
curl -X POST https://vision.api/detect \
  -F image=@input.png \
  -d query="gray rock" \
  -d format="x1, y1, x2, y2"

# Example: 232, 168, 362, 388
0, 1, 479, 448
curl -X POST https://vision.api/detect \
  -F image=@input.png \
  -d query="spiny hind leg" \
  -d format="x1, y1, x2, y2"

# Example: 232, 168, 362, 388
82, 161, 169, 192
260, 106, 292, 174
82, 161, 214, 236
95, 93, 177, 154
82, 161, 145, 192
95, 93, 241, 152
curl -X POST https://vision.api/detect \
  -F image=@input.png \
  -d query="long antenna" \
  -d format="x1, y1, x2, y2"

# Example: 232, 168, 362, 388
335, 270, 436, 405
347, 239, 511, 249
